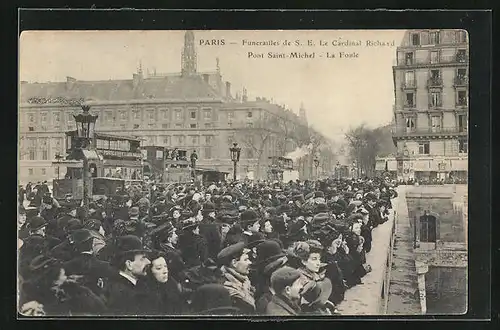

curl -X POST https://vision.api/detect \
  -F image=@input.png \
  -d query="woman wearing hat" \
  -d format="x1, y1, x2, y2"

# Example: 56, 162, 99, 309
136, 250, 187, 315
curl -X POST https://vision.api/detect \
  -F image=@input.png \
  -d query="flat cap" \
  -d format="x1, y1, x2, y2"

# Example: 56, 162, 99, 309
217, 241, 248, 265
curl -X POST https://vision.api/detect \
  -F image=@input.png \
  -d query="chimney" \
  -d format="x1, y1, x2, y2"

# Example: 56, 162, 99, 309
202, 74, 210, 84
66, 76, 76, 90
225, 81, 231, 97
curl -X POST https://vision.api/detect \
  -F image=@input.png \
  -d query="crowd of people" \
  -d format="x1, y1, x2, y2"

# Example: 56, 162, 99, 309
18, 176, 398, 316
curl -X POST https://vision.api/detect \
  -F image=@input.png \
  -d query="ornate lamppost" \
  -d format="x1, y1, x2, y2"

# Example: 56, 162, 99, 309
73, 104, 98, 215
229, 142, 241, 181
335, 160, 341, 179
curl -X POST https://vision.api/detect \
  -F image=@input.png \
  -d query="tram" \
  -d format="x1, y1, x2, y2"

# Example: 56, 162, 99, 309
52, 130, 143, 201
141, 146, 192, 184
267, 156, 299, 182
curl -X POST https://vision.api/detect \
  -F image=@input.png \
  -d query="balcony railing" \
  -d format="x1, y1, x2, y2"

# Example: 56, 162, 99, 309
403, 102, 416, 109
427, 77, 443, 88
428, 101, 443, 108
454, 76, 469, 86
392, 126, 468, 137
401, 80, 417, 89
396, 52, 469, 66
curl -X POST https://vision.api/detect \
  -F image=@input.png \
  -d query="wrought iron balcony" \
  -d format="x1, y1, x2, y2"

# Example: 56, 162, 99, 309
427, 77, 443, 88
454, 76, 469, 86
392, 126, 468, 138
401, 80, 417, 89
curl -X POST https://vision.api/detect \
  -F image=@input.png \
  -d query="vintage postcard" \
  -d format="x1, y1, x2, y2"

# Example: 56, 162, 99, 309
18, 29, 468, 317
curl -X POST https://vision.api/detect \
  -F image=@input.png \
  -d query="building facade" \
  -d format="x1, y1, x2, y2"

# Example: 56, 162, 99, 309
19, 31, 330, 184
391, 29, 468, 182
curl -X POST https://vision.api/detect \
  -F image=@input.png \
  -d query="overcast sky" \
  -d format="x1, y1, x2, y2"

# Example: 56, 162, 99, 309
20, 30, 406, 142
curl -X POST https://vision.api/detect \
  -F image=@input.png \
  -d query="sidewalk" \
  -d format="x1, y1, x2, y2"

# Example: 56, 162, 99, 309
336, 202, 396, 315
385, 186, 421, 315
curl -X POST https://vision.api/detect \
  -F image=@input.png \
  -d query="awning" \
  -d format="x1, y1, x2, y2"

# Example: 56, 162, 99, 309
387, 160, 398, 171
52, 160, 83, 168
82, 150, 101, 161
413, 159, 431, 171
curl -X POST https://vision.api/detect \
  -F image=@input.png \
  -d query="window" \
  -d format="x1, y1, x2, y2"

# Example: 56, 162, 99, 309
147, 110, 155, 121
420, 215, 437, 243
203, 109, 212, 120
162, 123, 170, 129
189, 135, 199, 146
431, 116, 441, 132
204, 147, 212, 159
53, 112, 61, 124
28, 127, 34, 132
405, 93, 415, 107
430, 51, 439, 64
227, 111, 234, 120
457, 68, 467, 81
190, 110, 197, 119
430, 69, 440, 80
105, 111, 114, 122
247, 111, 253, 118
41, 168, 46, 175
156, 150, 164, 160
418, 142, 430, 155
40, 112, 47, 124
411, 33, 420, 46
40, 138, 48, 160
247, 148, 254, 159
119, 111, 128, 121
27, 113, 35, 124
204, 135, 213, 145
161, 109, 170, 120
174, 109, 183, 121
458, 115, 467, 132
429, 31, 440, 44
456, 49, 467, 63
406, 118, 415, 132
456, 30, 467, 43
459, 140, 468, 153
28, 168, 33, 176
175, 135, 185, 145
430, 91, 442, 107
204, 123, 212, 128
175, 123, 183, 129
133, 124, 140, 129
457, 90, 467, 106
148, 123, 155, 129
246, 122, 254, 128
132, 110, 141, 120
404, 71, 415, 87
190, 124, 197, 129
162, 136, 171, 145
405, 52, 414, 65
228, 122, 233, 128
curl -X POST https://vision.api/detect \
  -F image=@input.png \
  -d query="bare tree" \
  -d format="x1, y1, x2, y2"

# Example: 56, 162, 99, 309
344, 124, 386, 177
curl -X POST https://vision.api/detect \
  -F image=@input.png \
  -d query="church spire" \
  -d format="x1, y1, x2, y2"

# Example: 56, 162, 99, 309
181, 31, 197, 76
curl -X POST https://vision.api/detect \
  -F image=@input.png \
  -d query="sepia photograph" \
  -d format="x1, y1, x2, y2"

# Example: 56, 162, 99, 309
17, 28, 469, 317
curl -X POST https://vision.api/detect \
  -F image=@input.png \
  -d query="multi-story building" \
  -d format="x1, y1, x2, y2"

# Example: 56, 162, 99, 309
391, 29, 469, 182
19, 31, 330, 184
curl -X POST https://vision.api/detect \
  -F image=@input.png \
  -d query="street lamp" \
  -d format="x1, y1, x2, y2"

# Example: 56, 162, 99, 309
73, 104, 98, 214
336, 161, 341, 179
229, 142, 241, 181
55, 153, 64, 180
